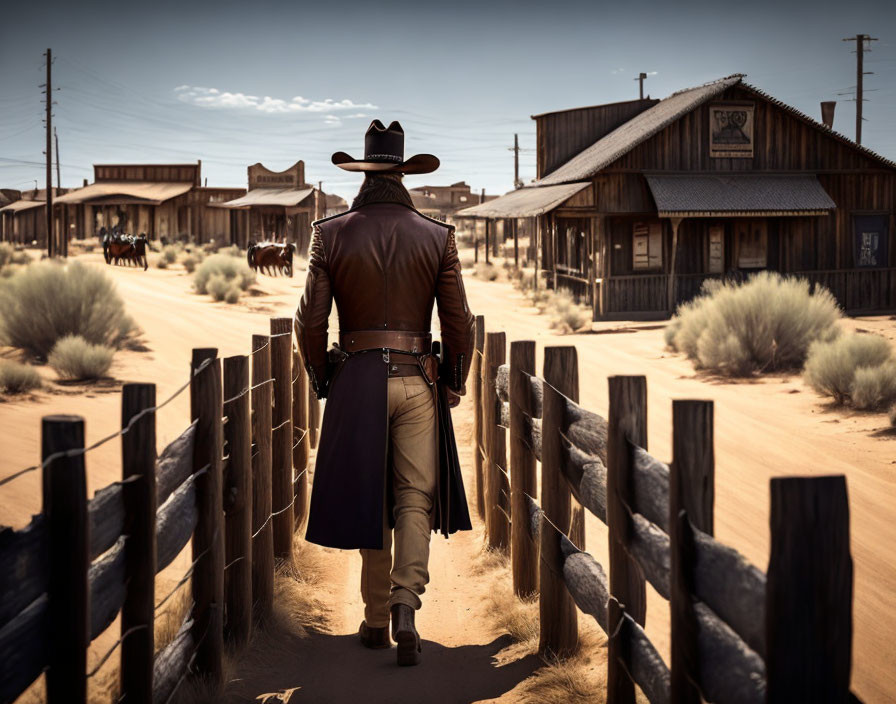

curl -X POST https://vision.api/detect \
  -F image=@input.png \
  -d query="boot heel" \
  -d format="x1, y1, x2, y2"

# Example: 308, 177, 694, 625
395, 631, 420, 666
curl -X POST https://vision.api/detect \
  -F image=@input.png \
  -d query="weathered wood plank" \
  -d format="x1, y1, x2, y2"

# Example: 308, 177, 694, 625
88, 482, 125, 562
559, 535, 609, 633
89, 536, 127, 640
156, 421, 197, 507
484, 332, 509, 552
608, 598, 671, 704
0, 595, 49, 704
0, 516, 48, 629
695, 602, 766, 704
156, 475, 198, 573
472, 316, 486, 520
633, 446, 670, 533
151, 617, 195, 704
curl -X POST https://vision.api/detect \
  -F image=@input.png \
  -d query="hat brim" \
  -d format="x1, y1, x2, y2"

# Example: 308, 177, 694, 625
331, 152, 440, 175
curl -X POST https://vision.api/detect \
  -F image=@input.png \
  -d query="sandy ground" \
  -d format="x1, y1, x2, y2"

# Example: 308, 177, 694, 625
2, 249, 894, 702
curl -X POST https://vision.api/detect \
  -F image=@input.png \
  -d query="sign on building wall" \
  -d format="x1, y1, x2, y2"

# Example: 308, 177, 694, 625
248, 161, 306, 190
709, 103, 755, 158
854, 214, 889, 268
708, 224, 724, 273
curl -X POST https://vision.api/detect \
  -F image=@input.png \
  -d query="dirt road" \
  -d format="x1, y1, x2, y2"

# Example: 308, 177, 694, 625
2, 253, 893, 702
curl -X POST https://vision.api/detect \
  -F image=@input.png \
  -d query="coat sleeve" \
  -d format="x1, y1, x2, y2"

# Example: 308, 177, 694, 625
295, 224, 333, 398
435, 227, 475, 394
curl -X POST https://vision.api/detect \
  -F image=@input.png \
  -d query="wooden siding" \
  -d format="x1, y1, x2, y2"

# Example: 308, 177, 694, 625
536, 99, 658, 178
94, 164, 201, 186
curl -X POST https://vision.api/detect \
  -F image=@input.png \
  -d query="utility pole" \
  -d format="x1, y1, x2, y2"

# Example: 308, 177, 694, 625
43, 48, 53, 257
54, 127, 61, 190
842, 34, 877, 145
507, 134, 523, 189
635, 72, 648, 100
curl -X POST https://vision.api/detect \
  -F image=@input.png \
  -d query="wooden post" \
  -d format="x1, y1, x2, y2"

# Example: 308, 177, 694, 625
223, 356, 252, 645
667, 217, 682, 314
766, 476, 853, 703
510, 340, 537, 598
597, 215, 608, 318
539, 346, 579, 658
471, 315, 486, 521
270, 319, 294, 561
513, 218, 519, 268
292, 344, 310, 530
42, 415, 88, 704
190, 349, 224, 683
606, 375, 648, 704
251, 335, 275, 621
547, 347, 583, 550
484, 332, 509, 552
670, 400, 714, 704
120, 385, 157, 704
485, 219, 491, 265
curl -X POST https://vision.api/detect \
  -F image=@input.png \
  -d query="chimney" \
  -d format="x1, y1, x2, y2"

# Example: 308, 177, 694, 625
82, 178, 88, 187
821, 101, 836, 129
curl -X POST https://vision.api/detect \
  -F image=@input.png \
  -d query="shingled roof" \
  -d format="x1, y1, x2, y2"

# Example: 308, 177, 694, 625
536, 75, 743, 185
535, 74, 896, 187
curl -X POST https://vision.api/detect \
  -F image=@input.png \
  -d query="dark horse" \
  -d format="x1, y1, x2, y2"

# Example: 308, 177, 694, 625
246, 241, 295, 277
103, 233, 148, 271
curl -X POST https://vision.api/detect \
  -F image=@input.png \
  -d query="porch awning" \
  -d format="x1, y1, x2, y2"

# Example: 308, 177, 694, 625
646, 174, 836, 217
455, 182, 590, 219
54, 182, 193, 206
217, 187, 314, 209
0, 200, 45, 213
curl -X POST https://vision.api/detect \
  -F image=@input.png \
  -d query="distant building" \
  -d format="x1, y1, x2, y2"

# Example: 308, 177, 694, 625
458, 74, 896, 318
0, 188, 66, 246
409, 181, 495, 222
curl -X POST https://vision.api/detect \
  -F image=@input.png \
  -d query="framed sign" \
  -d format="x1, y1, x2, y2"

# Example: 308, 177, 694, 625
854, 214, 889, 268
708, 224, 724, 273
709, 103, 755, 158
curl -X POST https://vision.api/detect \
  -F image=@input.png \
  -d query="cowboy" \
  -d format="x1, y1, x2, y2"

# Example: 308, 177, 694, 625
295, 120, 474, 666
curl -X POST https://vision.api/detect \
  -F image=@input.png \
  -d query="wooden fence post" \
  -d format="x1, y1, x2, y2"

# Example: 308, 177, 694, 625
292, 344, 310, 531
251, 335, 275, 621
190, 349, 224, 683
270, 319, 294, 562
670, 400, 714, 704
471, 315, 486, 521
42, 415, 88, 704
766, 476, 852, 703
606, 375, 647, 704
539, 346, 579, 658
223, 355, 252, 646
484, 331, 509, 552
120, 385, 157, 704
510, 340, 537, 598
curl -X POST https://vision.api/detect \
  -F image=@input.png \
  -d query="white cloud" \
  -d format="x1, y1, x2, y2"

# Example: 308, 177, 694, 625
174, 85, 377, 114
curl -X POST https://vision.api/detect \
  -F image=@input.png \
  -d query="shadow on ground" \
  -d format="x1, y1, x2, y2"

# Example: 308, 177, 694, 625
226, 631, 540, 704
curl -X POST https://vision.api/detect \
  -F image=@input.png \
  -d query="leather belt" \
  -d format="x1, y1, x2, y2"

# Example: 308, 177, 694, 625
339, 330, 432, 355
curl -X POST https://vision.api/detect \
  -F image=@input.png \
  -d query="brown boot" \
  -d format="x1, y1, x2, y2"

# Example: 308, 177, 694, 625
359, 621, 391, 649
390, 604, 421, 666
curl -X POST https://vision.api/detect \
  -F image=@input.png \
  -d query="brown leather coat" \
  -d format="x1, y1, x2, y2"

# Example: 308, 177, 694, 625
296, 202, 474, 395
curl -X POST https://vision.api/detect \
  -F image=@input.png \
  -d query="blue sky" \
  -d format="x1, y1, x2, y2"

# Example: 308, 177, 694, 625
1, 0, 894, 201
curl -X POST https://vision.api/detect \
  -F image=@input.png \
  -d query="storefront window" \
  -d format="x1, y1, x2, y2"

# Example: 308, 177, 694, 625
854, 214, 889, 268
633, 221, 663, 270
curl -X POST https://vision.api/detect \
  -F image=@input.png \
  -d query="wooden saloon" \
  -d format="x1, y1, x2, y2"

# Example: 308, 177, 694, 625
459, 74, 896, 318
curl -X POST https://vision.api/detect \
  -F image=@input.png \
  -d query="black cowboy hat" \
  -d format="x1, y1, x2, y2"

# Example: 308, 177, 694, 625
331, 120, 439, 175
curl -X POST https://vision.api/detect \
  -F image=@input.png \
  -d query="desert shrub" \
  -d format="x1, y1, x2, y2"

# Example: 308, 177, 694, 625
162, 245, 179, 264
206, 274, 230, 301
182, 255, 197, 273
224, 284, 241, 304
546, 289, 591, 334
157, 258, 168, 269
0, 360, 41, 394
0, 261, 134, 358
0, 243, 30, 272
804, 333, 896, 409
666, 272, 841, 376
473, 262, 499, 282
194, 253, 255, 296
48, 335, 114, 380
889, 403, 896, 427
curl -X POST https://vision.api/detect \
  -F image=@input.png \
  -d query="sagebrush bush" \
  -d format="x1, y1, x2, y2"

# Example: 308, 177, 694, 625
182, 255, 197, 273
0, 243, 29, 269
157, 258, 168, 269
206, 274, 230, 301
473, 262, 499, 282
193, 253, 255, 296
48, 335, 114, 380
0, 261, 134, 358
889, 403, 896, 427
666, 272, 841, 376
162, 245, 180, 264
0, 360, 41, 393
224, 284, 241, 304
851, 363, 896, 411
803, 333, 891, 403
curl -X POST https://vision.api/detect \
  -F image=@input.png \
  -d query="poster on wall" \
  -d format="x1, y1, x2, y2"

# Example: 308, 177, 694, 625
854, 214, 889, 267
709, 103, 755, 158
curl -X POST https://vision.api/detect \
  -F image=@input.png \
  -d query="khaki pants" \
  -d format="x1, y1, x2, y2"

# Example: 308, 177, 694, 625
360, 375, 437, 628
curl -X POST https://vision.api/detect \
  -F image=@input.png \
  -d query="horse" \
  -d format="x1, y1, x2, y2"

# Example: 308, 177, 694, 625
103, 233, 148, 270
247, 242, 295, 277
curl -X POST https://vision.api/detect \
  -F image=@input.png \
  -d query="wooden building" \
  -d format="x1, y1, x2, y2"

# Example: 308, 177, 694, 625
409, 181, 495, 221
459, 75, 896, 318
0, 188, 66, 247
217, 161, 331, 251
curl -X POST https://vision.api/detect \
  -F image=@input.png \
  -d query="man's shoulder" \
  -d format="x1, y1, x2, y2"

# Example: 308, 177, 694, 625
410, 210, 454, 232
312, 210, 352, 230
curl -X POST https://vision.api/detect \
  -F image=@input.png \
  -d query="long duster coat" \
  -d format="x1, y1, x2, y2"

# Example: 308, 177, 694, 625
295, 201, 475, 550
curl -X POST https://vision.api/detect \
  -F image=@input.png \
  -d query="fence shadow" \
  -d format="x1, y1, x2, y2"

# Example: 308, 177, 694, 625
226, 631, 540, 704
